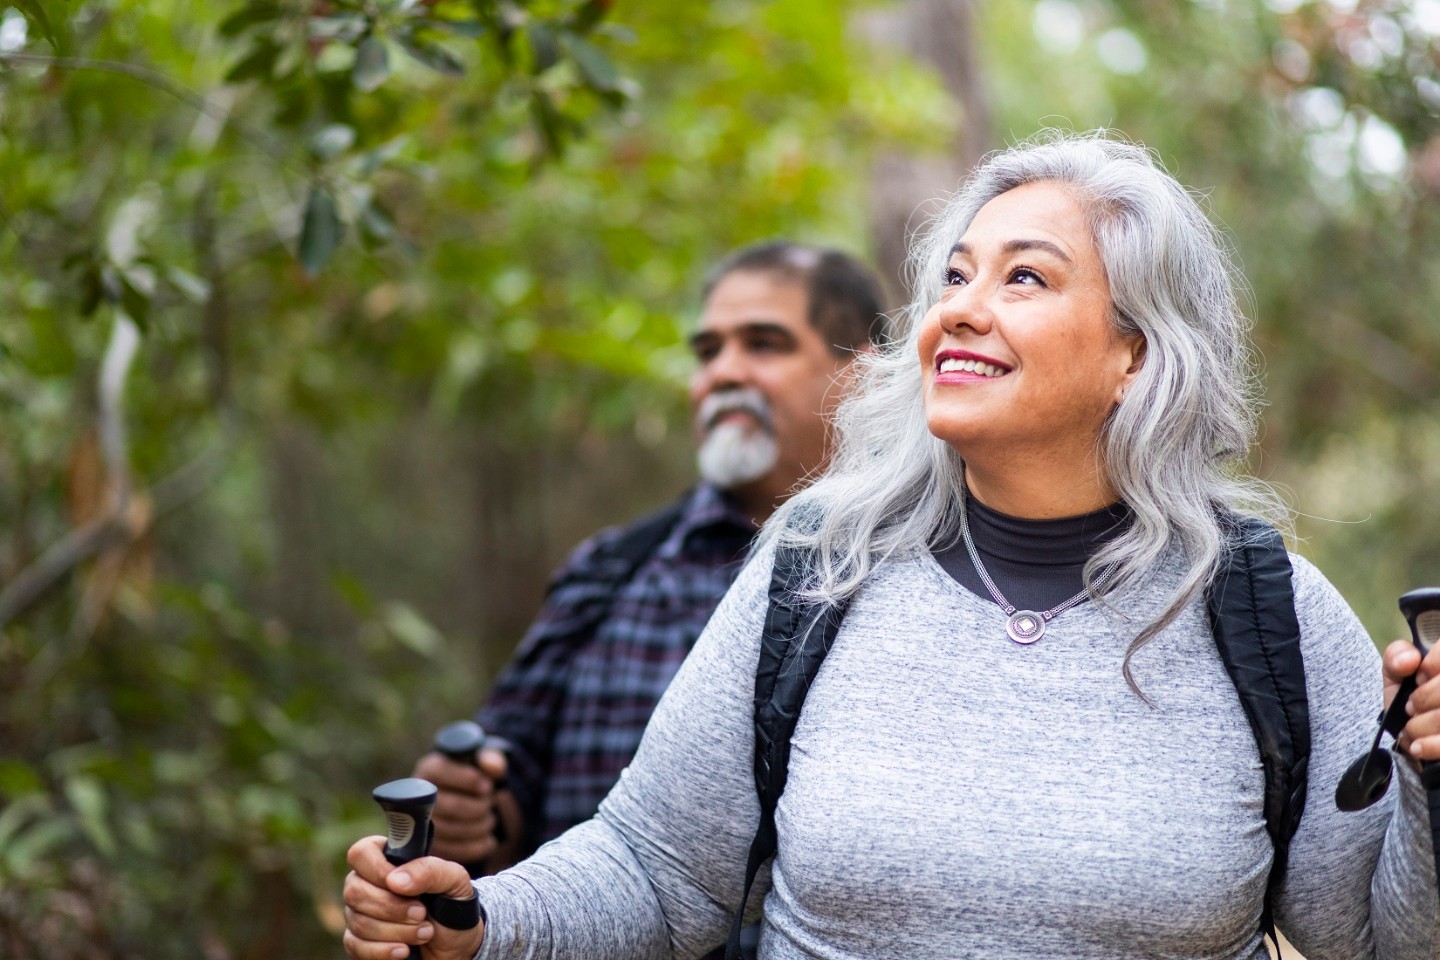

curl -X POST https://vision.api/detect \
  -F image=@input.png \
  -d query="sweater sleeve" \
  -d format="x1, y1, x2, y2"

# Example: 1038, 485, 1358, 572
1277, 555, 1440, 959
470, 540, 778, 960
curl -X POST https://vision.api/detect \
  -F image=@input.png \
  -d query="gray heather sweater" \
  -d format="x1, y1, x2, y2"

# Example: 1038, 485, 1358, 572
472, 543, 1440, 959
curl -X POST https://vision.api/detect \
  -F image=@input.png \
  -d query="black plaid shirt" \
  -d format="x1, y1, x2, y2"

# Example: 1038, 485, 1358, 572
477, 484, 755, 852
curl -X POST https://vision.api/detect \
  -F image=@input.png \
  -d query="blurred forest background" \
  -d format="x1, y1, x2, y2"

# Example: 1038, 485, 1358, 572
1, 0, 1438, 955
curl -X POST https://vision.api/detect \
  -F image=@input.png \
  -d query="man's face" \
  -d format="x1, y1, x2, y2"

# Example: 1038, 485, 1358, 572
687, 271, 855, 509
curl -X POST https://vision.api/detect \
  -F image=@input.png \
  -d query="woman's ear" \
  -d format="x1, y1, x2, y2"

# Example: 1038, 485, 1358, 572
1126, 333, 1147, 375
1115, 334, 1147, 405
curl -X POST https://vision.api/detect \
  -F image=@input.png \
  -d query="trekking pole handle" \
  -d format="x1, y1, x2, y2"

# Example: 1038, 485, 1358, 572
1401, 589, 1440, 782
373, 778, 438, 960
373, 777, 484, 956
433, 720, 509, 848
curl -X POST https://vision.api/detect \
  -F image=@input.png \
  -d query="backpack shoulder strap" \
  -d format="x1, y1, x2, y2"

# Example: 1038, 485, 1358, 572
1205, 515, 1310, 949
598, 496, 689, 573
726, 542, 849, 960
726, 519, 1308, 957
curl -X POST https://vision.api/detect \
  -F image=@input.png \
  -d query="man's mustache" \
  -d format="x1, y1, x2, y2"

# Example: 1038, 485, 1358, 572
696, 388, 775, 433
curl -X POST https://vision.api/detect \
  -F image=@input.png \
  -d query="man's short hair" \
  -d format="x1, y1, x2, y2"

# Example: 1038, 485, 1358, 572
701, 241, 888, 355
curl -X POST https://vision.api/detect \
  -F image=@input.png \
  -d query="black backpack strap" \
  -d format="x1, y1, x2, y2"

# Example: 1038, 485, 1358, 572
1205, 516, 1309, 951
726, 543, 849, 960
600, 497, 689, 573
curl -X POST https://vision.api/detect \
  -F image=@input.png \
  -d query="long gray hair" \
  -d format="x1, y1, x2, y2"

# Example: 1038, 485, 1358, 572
766, 129, 1287, 689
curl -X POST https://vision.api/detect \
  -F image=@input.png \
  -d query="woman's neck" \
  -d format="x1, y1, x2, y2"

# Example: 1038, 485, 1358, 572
962, 455, 1118, 519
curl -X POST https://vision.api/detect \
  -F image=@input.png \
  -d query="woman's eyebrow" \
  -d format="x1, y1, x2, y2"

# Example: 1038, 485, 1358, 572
949, 238, 1074, 264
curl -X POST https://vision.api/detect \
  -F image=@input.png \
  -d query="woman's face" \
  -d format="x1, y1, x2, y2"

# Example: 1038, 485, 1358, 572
917, 181, 1143, 465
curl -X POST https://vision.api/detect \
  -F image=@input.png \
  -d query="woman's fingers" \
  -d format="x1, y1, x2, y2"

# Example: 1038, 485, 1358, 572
1383, 639, 1423, 706
1385, 638, 1440, 761
343, 837, 484, 960
342, 907, 434, 956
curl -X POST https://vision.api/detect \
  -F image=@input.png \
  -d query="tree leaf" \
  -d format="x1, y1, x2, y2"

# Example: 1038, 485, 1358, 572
570, 0, 612, 35
218, 1, 281, 38
358, 200, 397, 247
78, 264, 103, 317
3, 817, 72, 877
0, 794, 49, 848
527, 23, 559, 73
14, 0, 55, 49
562, 34, 619, 92
382, 602, 443, 658
165, 266, 212, 303
224, 41, 280, 84
0, 760, 44, 799
330, 569, 375, 616
352, 35, 390, 92
432, 19, 485, 39
397, 33, 465, 77
308, 123, 356, 161
530, 88, 566, 157
65, 775, 116, 858
309, 13, 366, 43
119, 272, 150, 330
99, 264, 123, 305
298, 184, 343, 276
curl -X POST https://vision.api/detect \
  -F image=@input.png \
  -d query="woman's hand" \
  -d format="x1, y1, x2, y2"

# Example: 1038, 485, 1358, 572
343, 836, 485, 960
1382, 639, 1440, 762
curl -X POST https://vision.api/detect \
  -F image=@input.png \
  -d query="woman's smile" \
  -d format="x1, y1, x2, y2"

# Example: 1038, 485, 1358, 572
934, 349, 1010, 382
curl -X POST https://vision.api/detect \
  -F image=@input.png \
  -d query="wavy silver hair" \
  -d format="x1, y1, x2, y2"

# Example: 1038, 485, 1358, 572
766, 129, 1287, 690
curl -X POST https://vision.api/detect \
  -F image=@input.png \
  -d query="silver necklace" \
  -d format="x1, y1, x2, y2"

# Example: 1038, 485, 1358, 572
958, 499, 1116, 645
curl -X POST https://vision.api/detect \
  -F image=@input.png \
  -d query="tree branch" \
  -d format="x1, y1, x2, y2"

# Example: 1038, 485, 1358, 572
0, 52, 290, 163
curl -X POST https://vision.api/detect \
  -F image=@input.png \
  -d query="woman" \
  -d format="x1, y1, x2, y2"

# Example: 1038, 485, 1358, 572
342, 132, 1440, 959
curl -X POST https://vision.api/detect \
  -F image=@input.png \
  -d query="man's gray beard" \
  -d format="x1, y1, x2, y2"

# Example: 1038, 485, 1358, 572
696, 420, 779, 491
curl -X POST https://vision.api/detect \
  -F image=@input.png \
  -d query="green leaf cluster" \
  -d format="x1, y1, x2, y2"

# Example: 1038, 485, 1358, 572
0, 0, 946, 954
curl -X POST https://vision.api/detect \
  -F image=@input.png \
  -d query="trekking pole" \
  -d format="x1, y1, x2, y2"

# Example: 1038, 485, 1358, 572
1399, 589, 1440, 891
373, 778, 439, 960
433, 721, 508, 870
373, 777, 483, 958
1336, 589, 1440, 816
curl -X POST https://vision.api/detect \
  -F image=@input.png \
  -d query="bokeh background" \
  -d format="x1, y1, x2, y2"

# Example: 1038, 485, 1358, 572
1, 0, 1438, 955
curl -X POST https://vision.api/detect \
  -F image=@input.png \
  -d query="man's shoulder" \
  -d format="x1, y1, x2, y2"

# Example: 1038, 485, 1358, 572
551, 491, 696, 586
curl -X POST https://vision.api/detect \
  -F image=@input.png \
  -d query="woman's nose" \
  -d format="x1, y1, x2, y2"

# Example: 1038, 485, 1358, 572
936, 285, 993, 337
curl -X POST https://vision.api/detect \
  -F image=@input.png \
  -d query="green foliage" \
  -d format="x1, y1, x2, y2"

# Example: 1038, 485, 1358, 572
980, 0, 1440, 635
5, 0, 1440, 954
0, 0, 945, 955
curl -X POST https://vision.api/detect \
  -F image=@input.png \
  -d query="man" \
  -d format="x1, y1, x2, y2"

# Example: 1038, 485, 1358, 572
413, 241, 886, 881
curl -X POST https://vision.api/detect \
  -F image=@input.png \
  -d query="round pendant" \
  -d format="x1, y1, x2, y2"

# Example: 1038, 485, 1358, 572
1006, 610, 1046, 645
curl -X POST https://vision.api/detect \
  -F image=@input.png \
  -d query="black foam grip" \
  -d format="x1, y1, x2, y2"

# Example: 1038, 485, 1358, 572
421, 892, 483, 930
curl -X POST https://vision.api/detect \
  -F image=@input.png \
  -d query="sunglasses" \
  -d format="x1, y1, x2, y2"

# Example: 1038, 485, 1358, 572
1335, 587, 1440, 812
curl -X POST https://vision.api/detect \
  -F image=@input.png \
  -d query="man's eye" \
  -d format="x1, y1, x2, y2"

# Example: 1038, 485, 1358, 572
942, 268, 968, 286
691, 341, 719, 362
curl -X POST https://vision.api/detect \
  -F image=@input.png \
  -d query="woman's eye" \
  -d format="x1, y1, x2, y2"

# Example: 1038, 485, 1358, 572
1011, 267, 1045, 286
942, 268, 968, 286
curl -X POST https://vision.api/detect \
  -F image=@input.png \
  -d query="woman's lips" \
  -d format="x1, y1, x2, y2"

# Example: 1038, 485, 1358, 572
933, 350, 1011, 383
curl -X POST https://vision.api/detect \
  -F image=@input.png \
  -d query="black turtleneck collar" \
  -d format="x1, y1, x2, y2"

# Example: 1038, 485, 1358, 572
933, 495, 1133, 613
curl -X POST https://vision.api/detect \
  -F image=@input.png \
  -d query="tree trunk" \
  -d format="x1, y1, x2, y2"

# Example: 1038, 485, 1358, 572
860, 0, 995, 298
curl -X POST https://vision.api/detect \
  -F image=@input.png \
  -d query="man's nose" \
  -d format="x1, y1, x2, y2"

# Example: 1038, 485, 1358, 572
702, 340, 751, 389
